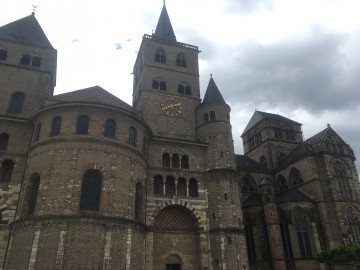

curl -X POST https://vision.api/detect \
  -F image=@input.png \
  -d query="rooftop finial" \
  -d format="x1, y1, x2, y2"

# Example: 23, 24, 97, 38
32, 4, 37, 15
327, 123, 331, 128
163, 0, 165, 5
210, 74, 212, 77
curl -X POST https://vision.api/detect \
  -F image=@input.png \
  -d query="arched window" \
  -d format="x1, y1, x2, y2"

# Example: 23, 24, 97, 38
20, 54, 31, 65
346, 206, 360, 241
181, 155, 189, 169
51, 116, 62, 137
293, 207, 312, 257
177, 177, 186, 196
227, 236, 233, 244
134, 182, 143, 221
176, 53, 187, 67
178, 84, 191, 95
0, 49, 8, 61
279, 209, 293, 258
277, 175, 288, 193
224, 193, 228, 200
0, 160, 14, 182
189, 178, 198, 197
162, 153, 170, 167
152, 79, 167, 91
0, 133, 9, 150
209, 111, 216, 122
244, 212, 256, 262
172, 154, 180, 168
165, 176, 175, 195
104, 118, 116, 138
289, 167, 303, 186
155, 48, 166, 64
185, 86, 191, 95
8, 92, 25, 113
28, 173, 40, 215
152, 79, 159, 89
76, 115, 89, 135
79, 170, 102, 211
159, 81, 167, 91
154, 175, 164, 195
128, 126, 137, 146
34, 123, 41, 142
241, 175, 257, 192
335, 161, 352, 200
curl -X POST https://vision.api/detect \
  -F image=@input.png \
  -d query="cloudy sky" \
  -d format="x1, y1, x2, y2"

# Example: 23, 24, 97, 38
1, 0, 359, 169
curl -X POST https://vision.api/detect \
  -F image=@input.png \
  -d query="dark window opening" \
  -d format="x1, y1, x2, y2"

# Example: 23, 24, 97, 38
277, 175, 288, 192
28, 173, 40, 215
51, 116, 62, 137
227, 236, 233, 244
176, 53, 187, 68
20, 54, 31, 65
293, 207, 312, 257
241, 175, 257, 192
279, 209, 293, 258
0, 49, 8, 61
134, 182, 143, 221
212, 213, 216, 221
224, 193, 228, 200
166, 176, 175, 195
346, 206, 360, 242
258, 212, 271, 259
31, 56, 41, 67
181, 155, 189, 169
152, 80, 159, 89
189, 178, 198, 197
79, 170, 102, 211
162, 153, 170, 167
184, 86, 191, 95
209, 111, 216, 121
172, 154, 180, 168
0, 133, 9, 150
34, 123, 41, 142
76, 115, 89, 135
154, 175, 164, 195
335, 161, 352, 200
203, 113, 209, 123
244, 212, 256, 262
177, 178, 186, 196
260, 155, 267, 167
155, 49, 166, 64
178, 85, 184, 94
289, 167, 303, 186
0, 159, 14, 182
129, 126, 137, 146
159, 81, 167, 91
8, 92, 25, 114
104, 118, 116, 138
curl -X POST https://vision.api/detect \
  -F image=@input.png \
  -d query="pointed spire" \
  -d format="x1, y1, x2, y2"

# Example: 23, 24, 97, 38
202, 76, 226, 105
0, 15, 53, 49
153, 4, 176, 42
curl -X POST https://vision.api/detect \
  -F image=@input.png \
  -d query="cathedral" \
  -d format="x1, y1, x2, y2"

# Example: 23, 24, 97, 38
0, 4, 359, 270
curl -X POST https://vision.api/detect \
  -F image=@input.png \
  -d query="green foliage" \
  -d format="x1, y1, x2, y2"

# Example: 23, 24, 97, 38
317, 242, 360, 265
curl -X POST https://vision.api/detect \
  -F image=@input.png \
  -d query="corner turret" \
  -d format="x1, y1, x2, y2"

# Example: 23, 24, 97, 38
196, 76, 235, 169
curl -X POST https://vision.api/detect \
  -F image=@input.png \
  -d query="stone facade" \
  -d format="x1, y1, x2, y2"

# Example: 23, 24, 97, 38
0, 5, 359, 270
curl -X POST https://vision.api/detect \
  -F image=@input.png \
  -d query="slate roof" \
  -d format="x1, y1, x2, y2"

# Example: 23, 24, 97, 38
242, 111, 301, 136
276, 189, 312, 203
51, 86, 135, 111
153, 4, 176, 42
201, 77, 226, 106
235, 155, 267, 171
0, 14, 53, 49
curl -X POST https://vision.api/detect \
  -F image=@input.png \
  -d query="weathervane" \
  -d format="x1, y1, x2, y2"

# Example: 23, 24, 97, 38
32, 4, 38, 15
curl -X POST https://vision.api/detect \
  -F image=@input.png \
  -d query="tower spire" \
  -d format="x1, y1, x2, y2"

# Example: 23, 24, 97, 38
153, 3, 176, 41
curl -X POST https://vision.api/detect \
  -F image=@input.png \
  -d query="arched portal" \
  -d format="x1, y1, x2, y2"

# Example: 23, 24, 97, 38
152, 205, 201, 270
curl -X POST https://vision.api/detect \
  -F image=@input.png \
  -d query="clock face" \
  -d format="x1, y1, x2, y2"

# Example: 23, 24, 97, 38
160, 96, 183, 117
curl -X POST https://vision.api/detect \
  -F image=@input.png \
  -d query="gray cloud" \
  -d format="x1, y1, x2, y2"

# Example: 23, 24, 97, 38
200, 26, 359, 114
224, 0, 274, 14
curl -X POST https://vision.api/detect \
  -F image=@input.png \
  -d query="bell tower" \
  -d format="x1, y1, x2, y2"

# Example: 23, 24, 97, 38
132, 4, 200, 140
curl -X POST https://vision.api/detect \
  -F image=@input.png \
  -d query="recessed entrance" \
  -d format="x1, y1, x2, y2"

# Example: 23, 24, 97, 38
166, 264, 181, 270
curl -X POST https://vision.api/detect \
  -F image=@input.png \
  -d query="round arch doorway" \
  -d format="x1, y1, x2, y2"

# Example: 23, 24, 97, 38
166, 254, 182, 270
152, 205, 201, 270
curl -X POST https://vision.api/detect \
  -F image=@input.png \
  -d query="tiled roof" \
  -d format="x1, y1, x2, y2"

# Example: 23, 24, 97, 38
242, 111, 301, 135
51, 86, 135, 111
0, 14, 53, 49
235, 155, 267, 171
153, 5, 176, 42
276, 189, 312, 203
